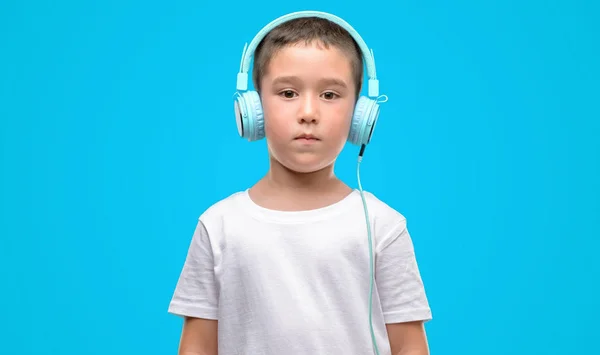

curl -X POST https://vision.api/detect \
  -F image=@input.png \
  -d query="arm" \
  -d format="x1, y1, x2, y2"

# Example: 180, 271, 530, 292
168, 220, 220, 354
376, 218, 432, 355
178, 317, 218, 355
386, 321, 429, 355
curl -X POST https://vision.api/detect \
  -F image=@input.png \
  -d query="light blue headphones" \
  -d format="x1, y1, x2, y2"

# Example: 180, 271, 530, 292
234, 11, 387, 147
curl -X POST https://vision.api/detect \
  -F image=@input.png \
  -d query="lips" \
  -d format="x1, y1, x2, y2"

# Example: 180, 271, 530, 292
295, 134, 319, 140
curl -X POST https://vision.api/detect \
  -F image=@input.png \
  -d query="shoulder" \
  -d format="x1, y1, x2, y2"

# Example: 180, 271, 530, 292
359, 190, 410, 251
198, 190, 248, 223
361, 190, 407, 225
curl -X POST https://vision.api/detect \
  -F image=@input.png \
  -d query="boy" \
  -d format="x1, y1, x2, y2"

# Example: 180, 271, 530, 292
168, 11, 432, 355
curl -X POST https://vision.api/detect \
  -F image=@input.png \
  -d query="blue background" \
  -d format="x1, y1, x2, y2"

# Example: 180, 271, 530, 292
1, 0, 598, 353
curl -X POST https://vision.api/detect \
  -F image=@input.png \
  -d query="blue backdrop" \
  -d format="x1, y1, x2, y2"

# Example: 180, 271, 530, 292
1, 0, 598, 354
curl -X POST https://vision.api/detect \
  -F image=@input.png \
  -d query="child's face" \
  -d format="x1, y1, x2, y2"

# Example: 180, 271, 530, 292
260, 42, 356, 174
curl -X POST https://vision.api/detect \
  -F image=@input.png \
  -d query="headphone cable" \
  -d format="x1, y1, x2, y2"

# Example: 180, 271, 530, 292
357, 144, 381, 355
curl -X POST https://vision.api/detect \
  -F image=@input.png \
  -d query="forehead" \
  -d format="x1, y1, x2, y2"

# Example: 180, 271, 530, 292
263, 42, 354, 83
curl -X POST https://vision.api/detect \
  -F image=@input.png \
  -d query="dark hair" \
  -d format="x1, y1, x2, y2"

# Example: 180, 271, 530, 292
252, 17, 364, 98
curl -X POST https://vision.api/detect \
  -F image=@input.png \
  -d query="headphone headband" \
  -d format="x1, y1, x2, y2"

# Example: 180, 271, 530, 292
236, 11, 380, 97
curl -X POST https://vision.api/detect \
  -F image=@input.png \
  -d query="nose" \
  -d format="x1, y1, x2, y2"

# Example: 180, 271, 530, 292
297, 94, 319, 124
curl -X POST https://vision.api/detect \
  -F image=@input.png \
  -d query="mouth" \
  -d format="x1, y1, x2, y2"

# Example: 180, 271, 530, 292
295, 134, 319, 141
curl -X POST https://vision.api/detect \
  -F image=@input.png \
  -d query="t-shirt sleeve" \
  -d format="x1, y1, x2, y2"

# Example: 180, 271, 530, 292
375, 218, 432, 324
168, 219, 219, 320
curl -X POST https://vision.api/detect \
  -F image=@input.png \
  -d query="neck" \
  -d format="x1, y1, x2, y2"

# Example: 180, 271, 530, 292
266, 156, 337, 193
247, 154, 353, 211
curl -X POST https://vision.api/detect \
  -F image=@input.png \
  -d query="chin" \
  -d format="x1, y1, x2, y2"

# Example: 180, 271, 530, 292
279, 155, 335, 174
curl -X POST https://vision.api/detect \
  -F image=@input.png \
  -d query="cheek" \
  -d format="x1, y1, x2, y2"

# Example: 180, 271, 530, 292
262, 98, 290, 139
325, 105, 354, 137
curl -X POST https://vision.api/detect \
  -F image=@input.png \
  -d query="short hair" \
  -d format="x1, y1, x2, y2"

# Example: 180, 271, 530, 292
252, 17, 364, 99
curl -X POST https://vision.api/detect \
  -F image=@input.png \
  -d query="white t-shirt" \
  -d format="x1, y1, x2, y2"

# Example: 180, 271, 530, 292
168, 189, 432, 355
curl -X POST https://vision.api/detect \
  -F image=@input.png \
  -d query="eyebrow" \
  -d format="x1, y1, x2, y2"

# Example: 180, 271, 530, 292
271, 75, 348, 89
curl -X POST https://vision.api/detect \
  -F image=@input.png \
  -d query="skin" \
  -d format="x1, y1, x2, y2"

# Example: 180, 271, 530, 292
177, 41, 429, 355
249, 41, 356, 211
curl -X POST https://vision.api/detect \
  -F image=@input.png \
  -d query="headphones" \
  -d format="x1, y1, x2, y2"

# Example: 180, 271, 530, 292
234, 11, 387, 147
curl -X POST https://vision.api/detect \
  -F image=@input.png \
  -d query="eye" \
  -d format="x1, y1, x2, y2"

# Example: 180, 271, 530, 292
279, 90, 297, 99
321, 91, 339, 100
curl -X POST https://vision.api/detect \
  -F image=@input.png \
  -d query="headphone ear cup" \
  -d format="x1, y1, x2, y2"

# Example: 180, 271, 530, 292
248, 91, 265, 141
234, 91, 265, 141
348, 96, 381, 146
234, 95, 247, 138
